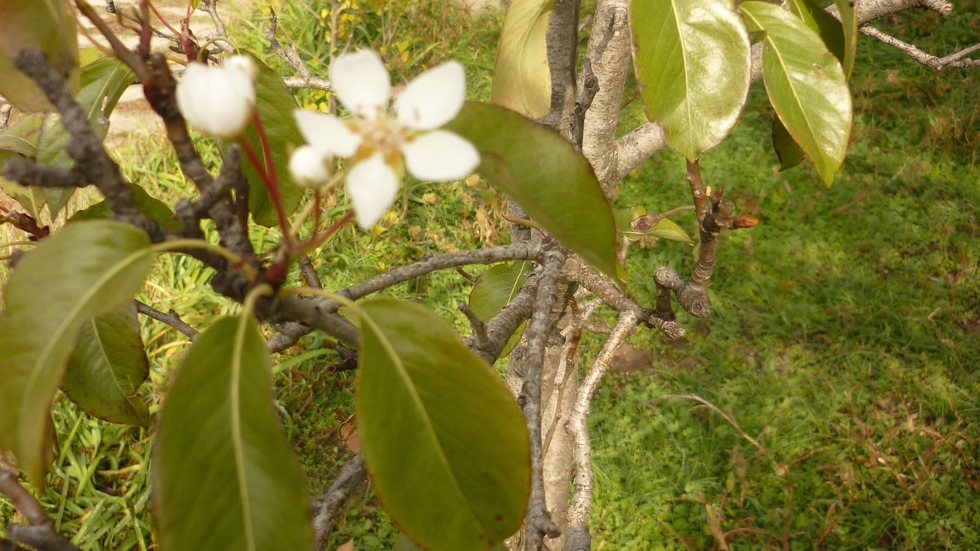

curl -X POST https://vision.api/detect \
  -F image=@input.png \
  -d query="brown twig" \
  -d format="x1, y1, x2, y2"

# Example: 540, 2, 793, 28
311, 454, 367, 551
0, 465, 81, 551
520, 241, 565, 550
134, 300, 198, 340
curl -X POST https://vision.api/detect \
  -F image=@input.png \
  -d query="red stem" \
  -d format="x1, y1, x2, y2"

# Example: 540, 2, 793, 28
146, 0, 182, 38
302, 210, 355, 253
238, 135, 293, 246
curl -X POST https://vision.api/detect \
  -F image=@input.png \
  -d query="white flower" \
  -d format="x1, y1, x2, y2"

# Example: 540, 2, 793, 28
176, 55, 258, 139
292, 49, 480, 230
288, 145, 330, 189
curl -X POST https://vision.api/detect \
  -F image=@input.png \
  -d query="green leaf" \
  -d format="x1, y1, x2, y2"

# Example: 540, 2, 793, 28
0, 0, 79, 112
0, 115, 47, 218
741, 1, 852, 187
153, 316, 313, 551
772, 116, 806, 171
238, 53, 305, 227
356, 298, 530, 551
62, 304, 150, 427
0, 221, 153, 487
468, 262, 529, 322
0, 113, 43, 156
490, 0, 554, 119
70, 183, 181, 232
35, 57, 137, 214
834, 0, 858, 78
629, 0, 751, 160
447, 101, 619, 281
786, 0, 857, 78
615, 207, 694, 244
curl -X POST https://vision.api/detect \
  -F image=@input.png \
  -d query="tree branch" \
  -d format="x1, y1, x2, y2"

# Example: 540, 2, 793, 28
1, 158, 88, 189
520, 242, 565, 550
11, 49, 163, 242
312, 454, 367, 551
563, 255, 686, 339
563, 309, 640, 551
134, 300, 199, 340
860, 27, 980, 69
340, 242, 541, 301
264, 7, 335, 93
0, 465, 81, 551
580, 0, 631, 191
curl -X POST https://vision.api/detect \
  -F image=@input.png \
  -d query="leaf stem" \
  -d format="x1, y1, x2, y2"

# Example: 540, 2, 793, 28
238, 116, 293, 247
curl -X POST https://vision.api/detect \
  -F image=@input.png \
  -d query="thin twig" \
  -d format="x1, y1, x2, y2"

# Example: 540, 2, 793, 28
264, 8, 335, 92
0, 464, 82, 551
134, 300, 198, 340
861, 26, 980, 69
312, 454, 367, 551
75, 0, 150, 82
564, 309, 640, 551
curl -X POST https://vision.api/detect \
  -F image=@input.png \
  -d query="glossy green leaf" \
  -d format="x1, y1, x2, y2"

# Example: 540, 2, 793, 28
238, 53, 305, 227
356, 298, 530, 551
629, 0, 751, 160
834, 0, 858, 78
786, 0, 857, 78
468, 262, 529, 322
62, 304, 150, 427
615, 206, 694, 244
741, 1, 852, 187
35, 57, 137, 214
0, 0, 78, 112
447, 101, 619, 280
153, 316, 313, 551
772, 116, 806, 171
0, 221, 153, 487
70, 183, 181, 232
491, 0, 554, 118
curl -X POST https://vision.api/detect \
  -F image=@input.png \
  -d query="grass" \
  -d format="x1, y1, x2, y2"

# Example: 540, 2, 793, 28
2, 0, 979, 549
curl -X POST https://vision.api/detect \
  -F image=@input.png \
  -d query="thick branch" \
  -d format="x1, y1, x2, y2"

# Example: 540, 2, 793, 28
1, 158, 87, 189
312, 454, 367, 551
521, 243, 565, 550
541, 0, 581, 139
12, 49, 164, 242
564, 310, 640, 551
563, 255, 685, 339
580, 0, 631, 191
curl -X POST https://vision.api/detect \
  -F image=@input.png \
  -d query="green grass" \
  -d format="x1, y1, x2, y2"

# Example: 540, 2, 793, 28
2, 1, 979, 549
591, 5, 980, 549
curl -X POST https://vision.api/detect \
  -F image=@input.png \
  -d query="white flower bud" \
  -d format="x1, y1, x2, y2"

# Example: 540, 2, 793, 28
176, 61, 256, 139
225, 55, 259, 83
288, 145, 330, 189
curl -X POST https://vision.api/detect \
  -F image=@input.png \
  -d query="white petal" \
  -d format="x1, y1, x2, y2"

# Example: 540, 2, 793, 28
402, 130, 480, 181
346, 153, 399, 230
395, 61, 466, 130
176, 63, 255, 139
288, 145, 330, 188
225, 55, 258, 83
331, 50, 391, 117
294, 110, 361, 157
